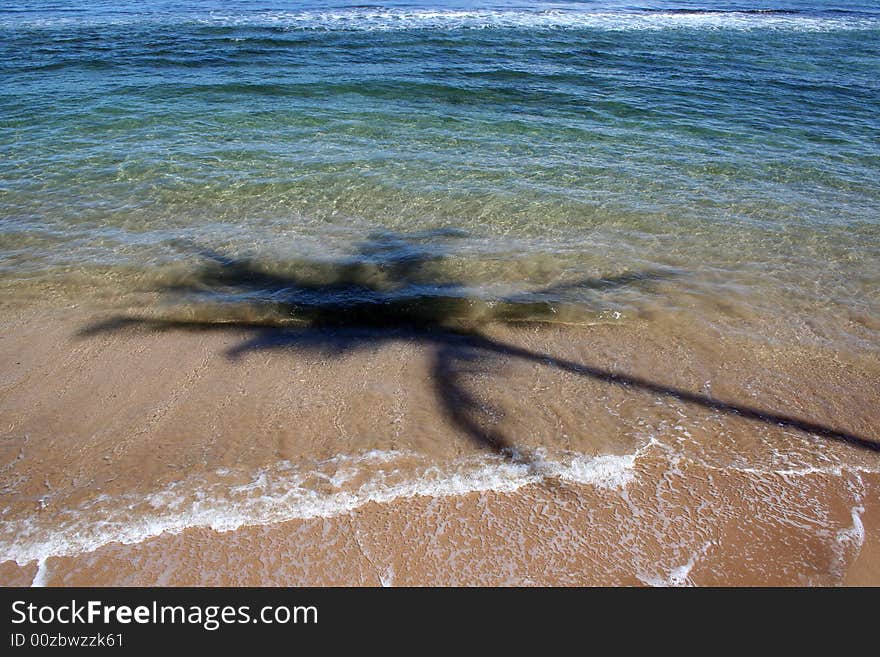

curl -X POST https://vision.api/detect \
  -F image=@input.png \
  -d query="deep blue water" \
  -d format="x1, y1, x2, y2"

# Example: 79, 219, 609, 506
1, 1, 878, 339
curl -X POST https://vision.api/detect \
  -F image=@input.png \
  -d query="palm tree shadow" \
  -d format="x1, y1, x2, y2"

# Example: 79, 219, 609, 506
80, 232, 880, 462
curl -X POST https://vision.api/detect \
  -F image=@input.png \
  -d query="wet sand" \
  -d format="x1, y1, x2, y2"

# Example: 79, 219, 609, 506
1, 302, 878, 586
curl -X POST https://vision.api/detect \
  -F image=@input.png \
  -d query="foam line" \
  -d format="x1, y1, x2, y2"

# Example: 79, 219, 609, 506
0, 449, 637, 565
3, 9, 878, 32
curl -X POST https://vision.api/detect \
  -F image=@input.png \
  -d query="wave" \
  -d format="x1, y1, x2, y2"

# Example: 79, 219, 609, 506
3, 9, 879, 33
0, 448, 639, 565
5, 433, 878, 568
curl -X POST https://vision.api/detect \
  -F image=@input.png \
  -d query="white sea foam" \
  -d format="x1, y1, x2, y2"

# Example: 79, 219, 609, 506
4, 10, 878, 33
637, 541, 713, 587
30, 559, 50, 588
830, 474, 867, 579
4, 437, 873, 575
0, 448, 637, 566
839, 506, 866, 551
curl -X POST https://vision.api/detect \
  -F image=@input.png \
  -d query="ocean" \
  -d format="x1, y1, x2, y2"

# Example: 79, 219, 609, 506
0, 1, 879, 585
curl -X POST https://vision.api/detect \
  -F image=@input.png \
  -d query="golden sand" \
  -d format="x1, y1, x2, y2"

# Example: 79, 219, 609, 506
1, 303, 878, 586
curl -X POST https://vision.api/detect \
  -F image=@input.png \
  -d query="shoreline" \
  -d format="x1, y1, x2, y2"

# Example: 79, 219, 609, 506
3, 454, 878, 586
1, 302, 879, 586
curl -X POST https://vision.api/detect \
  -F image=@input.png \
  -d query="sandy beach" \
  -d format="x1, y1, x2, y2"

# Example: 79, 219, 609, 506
2, 301, 878, 586
2, 0, 879, 588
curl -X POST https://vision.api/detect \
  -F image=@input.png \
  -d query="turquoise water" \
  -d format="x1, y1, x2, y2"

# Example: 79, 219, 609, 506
1, 1, 879, 342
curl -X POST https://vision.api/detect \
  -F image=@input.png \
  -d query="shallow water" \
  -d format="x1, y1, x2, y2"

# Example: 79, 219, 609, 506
2, 1, 879, 346
1, 1, 879, 585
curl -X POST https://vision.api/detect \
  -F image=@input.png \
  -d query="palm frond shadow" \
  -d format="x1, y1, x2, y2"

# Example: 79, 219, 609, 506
81, 232, 880, 461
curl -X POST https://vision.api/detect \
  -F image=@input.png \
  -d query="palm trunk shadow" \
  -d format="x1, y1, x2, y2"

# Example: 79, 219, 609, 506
456, 333, 880, 454
76, 233, 880, 462
79, 318, 880, 459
